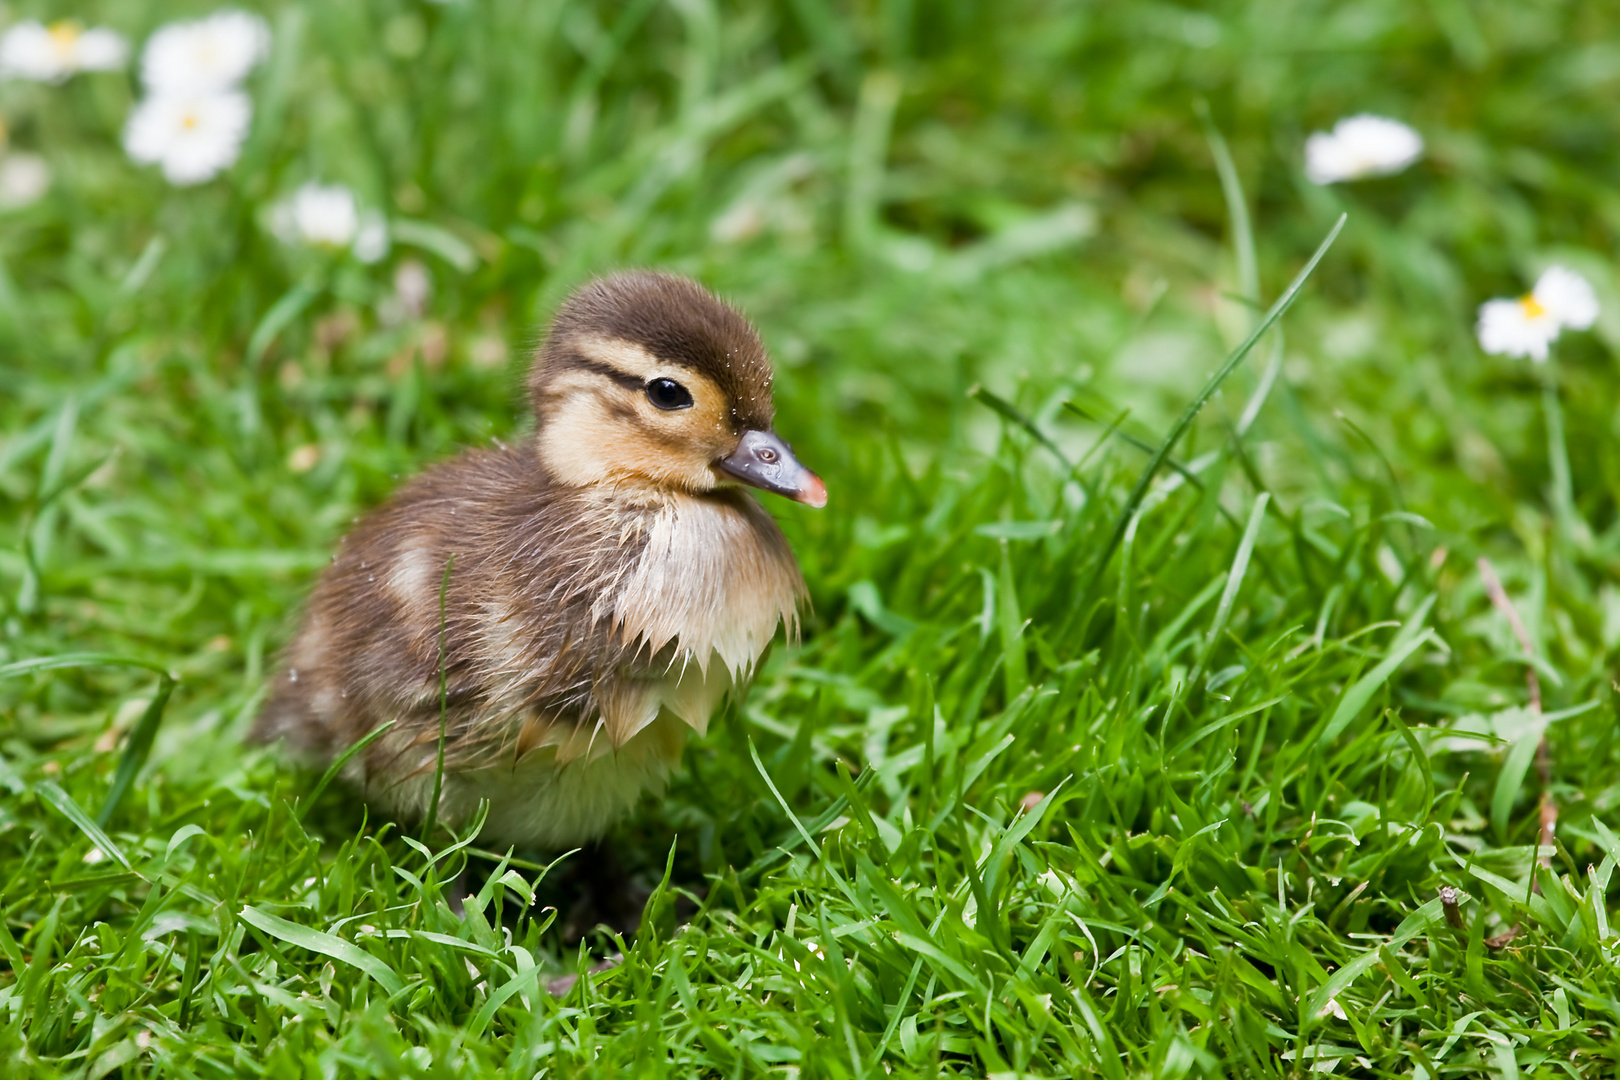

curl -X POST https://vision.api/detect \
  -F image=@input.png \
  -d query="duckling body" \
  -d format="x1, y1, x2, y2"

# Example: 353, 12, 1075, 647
253, 272, 823, 848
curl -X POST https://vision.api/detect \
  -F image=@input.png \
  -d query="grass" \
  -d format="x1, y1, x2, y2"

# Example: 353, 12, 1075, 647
4, 0, 1620, 1075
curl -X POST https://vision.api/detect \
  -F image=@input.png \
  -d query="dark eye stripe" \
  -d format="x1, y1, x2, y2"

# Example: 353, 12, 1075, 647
559, 353, 644, 391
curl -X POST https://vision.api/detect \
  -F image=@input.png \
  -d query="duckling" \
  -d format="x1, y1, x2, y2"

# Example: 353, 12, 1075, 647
251, 270, 825, 851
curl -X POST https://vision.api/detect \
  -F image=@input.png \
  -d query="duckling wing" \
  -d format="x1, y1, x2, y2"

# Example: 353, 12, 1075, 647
250, 442, 649, 774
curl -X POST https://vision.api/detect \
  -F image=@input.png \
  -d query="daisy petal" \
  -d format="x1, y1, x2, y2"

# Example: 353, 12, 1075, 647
1532, 266, 1599, 331
1477, 297, 1559, 363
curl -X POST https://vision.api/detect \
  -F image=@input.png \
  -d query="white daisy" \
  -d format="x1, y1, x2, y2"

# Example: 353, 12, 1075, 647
270, 182, 389, 263
0, 20, 129, 83
0, 152, 50, 208
1304, 114, 1424, 185
1476, 266, 1601, 363
140, 9, 270, 94
123, 90, 252, 185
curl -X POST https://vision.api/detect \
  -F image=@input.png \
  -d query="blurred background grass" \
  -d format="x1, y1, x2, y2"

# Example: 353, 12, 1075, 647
6, 0, 1620, 1076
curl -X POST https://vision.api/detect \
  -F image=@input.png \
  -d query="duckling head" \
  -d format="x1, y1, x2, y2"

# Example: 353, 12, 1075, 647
529, 270, 827, 507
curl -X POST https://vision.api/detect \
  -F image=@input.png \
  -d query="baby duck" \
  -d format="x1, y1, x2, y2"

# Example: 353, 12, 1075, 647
252, 270, 825, 850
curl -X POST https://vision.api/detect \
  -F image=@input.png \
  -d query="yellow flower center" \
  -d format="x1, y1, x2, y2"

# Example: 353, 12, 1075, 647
47, 21, 82, 57
180, 111, 200, 131
1519, 293, 1547, 319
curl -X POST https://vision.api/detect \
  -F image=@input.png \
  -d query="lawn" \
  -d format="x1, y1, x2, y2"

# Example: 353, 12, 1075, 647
4, 0, 1620, 1075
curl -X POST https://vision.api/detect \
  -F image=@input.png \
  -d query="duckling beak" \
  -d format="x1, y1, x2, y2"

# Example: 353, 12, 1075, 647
716, 429, 827, 508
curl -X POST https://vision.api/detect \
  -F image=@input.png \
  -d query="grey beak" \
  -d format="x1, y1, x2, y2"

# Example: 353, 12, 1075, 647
716, 429, 827, 508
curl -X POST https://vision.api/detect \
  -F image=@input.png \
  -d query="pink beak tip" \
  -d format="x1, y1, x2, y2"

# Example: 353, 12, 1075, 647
798, 473, 828, 509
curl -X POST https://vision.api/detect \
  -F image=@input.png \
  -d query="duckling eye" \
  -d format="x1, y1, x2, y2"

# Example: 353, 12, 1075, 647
645, 377, 693, 410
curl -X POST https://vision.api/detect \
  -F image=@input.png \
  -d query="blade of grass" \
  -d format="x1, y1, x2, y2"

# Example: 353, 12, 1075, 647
1199, 492, 1269, 669
467, 954, 549, 1036
970, 384, 1071, 467
297, 719, 398, 821
1540, 363, 1578, 541
96, 673, 176, 826
1200, 107, 1291, 495
1199, 104, 1259, 305
1319, 602, 1437, 745
37, 781, 134, 872
0, 652, 174, 680
1235, 334, 1284, 437
390, 220, 479, 273
844, 70, 901, 252
422, 554, 457, 843
747, 738, 863, 910
245, 274, 324, 370
1491, 724, 1545, 840
238, 905, 405, 996
997, 541, 1028, 699
981, 778, 1068, 903
1082, 214, 1346, 603
1061, 399, 1228, 502
1304, 896, 1447, 1020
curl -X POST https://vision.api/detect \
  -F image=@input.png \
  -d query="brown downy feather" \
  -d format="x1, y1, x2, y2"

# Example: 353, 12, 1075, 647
251, 271, 811, 850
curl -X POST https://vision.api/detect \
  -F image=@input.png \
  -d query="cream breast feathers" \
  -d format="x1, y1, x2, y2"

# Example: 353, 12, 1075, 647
603, 490, 804, 678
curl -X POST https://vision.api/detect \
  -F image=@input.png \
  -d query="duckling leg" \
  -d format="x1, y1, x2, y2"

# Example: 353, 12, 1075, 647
544, 953, 623, 998
560, 841, 651, 941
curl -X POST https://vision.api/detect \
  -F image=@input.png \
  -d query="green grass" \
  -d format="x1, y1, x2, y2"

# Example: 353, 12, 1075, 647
5, 0, 1620, 1075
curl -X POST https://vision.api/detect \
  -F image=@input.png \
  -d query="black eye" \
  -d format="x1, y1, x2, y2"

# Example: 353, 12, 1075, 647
645, 377, 693, 410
